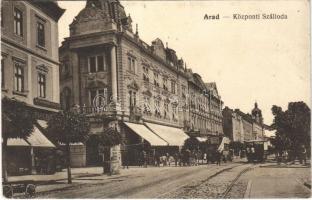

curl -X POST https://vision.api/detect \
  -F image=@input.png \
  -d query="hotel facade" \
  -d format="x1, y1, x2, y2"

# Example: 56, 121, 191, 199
59, 0, 223, 167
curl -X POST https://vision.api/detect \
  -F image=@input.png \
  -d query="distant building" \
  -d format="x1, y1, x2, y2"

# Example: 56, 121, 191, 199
222, 107, 245, 142
186, 71, 223, 144
251, 102, 265, 140
205, 82, 224, 140
1, 0, 65, 174
222, 102, 265, 143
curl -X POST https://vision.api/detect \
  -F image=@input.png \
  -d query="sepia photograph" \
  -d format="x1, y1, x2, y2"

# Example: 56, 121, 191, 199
1, 0, 311, 198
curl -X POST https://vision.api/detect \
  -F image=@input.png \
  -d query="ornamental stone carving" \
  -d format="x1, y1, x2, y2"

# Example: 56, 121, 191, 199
71, 6, 111, 26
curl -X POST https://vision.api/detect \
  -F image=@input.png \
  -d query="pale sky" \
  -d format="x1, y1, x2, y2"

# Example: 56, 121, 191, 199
57, 1, 310, 125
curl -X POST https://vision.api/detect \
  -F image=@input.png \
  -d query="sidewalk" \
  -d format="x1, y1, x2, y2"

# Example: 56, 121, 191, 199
8, 167, 106, 183
244, 162, 311, 198
8, 165, 204, 195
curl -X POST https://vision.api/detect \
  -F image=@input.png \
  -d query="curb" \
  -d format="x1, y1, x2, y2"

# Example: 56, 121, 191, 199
244, 180, 253, 198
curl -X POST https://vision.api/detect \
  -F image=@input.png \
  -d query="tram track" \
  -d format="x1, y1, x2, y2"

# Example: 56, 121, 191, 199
161, 163, 255, 198
221, 165, 254, 198
157, 164, 241, 198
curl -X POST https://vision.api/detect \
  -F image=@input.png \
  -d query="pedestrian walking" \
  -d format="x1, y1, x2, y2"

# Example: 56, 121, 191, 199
143, 150, 147, 168
251, 146, 255, 162
246, 147, 251, 162
301, 146, 307, 165
178, 151, 182, 166
138, 151, 144, 167
216, 150, 222, 166
154, 151, 160, 167
174, 152, 179, 167
203, 152, 207, 164
122, 150, 129, 169
194, 151, 199, 166
185, 149, 191, 166
164, 152, 169, 166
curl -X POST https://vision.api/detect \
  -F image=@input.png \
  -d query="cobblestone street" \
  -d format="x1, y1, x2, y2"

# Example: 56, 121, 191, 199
34, 163, 242, 198
11, 160, 308, 198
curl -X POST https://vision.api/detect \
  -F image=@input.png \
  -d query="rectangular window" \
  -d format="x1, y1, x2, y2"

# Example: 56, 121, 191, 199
171, 81, 176, 94
90, 89, 97, 106
131, 59, 135, 73
89, 55, 106, 73
38, 73, 46, 98
89, 56, 96, 73
133, 92, 136, 107
128, 57, 131, 71
37, 21, 45, 47
129, 91, 137, 110
154, 73, 159, 87
14, 8, 23, 36
182, 85, 186, 93
14, 62, 24, 92
98, 88, 108, 105
129, 91, 132, 108
163, 78, 168, 91
63, 62, 70, 76
128, 56, 136, 73
143, 66, 149, 82
90, 88, 108, 106
1, 58, 4, 88
97, 56, 104, 72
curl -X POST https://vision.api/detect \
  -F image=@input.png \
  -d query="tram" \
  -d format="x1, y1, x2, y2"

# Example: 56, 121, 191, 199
244, 140, 268, 163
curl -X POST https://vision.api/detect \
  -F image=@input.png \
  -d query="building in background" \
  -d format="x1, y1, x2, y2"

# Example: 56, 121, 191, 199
222, 102, 265, 145
205, 82, 224, 143
1, 0, 65, 174
251, 102, 265, 140
222, 107, 245, 142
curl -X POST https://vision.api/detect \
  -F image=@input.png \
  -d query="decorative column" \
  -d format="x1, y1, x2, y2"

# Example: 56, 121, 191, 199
111, 45, 118, 103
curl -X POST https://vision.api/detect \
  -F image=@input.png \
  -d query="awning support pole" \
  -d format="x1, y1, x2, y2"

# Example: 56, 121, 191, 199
30, 147, 36, 175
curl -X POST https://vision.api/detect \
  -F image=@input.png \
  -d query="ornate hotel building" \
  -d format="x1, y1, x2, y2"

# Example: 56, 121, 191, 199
59, 0, 223, 167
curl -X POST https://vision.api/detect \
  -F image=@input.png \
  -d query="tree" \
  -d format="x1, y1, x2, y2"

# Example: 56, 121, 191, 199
95, 126, 122, 174
46, 111, 90, 184
183, 137, 200, 151
286, 102, 311, 150
271, 102, 311, 157
2, 97, 36, 182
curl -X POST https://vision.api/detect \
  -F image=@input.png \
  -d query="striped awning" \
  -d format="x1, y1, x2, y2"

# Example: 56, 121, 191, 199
124, 122, 168, 146
8, 138, 29, 146
145, 123, 189, 146
26, 126, 55, 148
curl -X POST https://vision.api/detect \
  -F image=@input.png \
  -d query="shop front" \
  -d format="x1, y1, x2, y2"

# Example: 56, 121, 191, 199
122, 122, 168, 166
122, 122, 190, 166
7, 123, 56, 175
